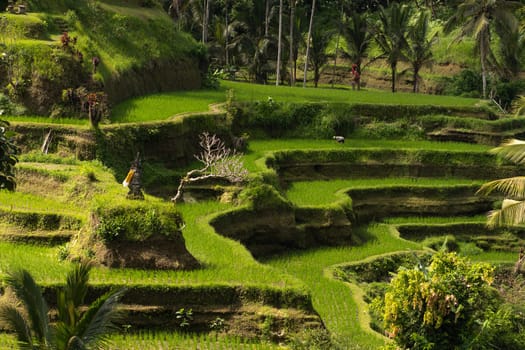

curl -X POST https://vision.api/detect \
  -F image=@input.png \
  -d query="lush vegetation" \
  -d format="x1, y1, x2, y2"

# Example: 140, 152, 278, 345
1, 0, 525, 349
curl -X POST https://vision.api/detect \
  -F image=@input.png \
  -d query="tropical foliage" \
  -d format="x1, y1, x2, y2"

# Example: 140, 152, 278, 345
0, 262, 125, 350
0, 119, 17, 190
477, 139, 525, 227
375, 252, 524, 349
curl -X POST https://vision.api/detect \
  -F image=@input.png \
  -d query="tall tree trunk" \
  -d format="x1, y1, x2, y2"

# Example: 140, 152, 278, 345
225, 1, 229, 67
303, 0, 316, 88
276, 0, 283, 86
413, 67, 418, 93
480, 34, 487, 99
391, 62, 396, 92
332, 0, 343, 88
265, 0, 271, 37
202, 0, 210, 43
289, 0, 295, 86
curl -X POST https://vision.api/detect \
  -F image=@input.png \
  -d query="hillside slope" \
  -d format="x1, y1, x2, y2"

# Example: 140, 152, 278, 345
0, 0, 205, 115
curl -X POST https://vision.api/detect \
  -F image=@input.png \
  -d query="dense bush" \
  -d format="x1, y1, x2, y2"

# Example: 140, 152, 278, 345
93, 200, 183, 242
373, 252, 525, 350
442, 69, 483, 98
237, 101, 355, 138
336, 252, 432, 284
492, 80, 525, 112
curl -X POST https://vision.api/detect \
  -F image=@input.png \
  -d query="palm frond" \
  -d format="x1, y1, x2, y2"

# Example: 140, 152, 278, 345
487, 199, 525, 228
5, 269, 51, 346
0, 304, 33, 347
490, 139, 525, 164
476, 176, 525, 198
75, 289, 126, 349
512, 96, 525, 116
65, 261, 91, 310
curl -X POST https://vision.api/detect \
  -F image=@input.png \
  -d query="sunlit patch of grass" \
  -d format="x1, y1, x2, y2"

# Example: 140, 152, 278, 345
384, 215, 488, 225
286, 178, 485, 206
110, 90, 225, 123
247, 138, 491, 153
5, 116, 89, 126
221, 80, 480, 107
468, 251, 518, 264
109, 80, 481, 123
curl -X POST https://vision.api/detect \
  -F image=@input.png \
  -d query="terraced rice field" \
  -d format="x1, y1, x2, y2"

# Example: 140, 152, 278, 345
0, 136, 520, 349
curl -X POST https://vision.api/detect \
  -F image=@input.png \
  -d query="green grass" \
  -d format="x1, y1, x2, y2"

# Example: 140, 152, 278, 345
286, 178, 485, 206
110, 331, 284, 350
0, 201, 303, 290
0, 191, 83, 216
5, 116, 90, 126
109, 80, 482, 123
242, 139, 491, 173
110, 90, 225, 123
246, 139, 491, 153
384, 215, 488, 225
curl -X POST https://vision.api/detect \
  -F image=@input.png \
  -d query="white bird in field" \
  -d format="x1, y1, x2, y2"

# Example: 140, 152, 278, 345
333, 136, 345, 144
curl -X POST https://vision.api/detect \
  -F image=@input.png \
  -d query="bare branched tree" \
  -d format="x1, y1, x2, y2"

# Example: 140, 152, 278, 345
171, 132, 248, 203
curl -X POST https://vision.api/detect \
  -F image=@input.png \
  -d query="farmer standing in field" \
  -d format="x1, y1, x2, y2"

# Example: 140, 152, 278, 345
351, 64, 360, 90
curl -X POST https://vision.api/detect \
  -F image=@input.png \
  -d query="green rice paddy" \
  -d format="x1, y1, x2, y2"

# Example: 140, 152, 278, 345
109, 80, 482, 123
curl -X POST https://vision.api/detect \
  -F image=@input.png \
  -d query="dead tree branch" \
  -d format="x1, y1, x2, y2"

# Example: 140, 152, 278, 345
171, 132, 248, 203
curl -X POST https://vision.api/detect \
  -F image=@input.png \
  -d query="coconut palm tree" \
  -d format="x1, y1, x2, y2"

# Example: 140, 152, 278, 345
309, 15, 335, 87
0, 262, 125, 350
497, 18, 524, 80
229, 1, 277, 83
444, 0, 521, 98
342, 11, 372, 89
403, 10, 437, 93
374, 2, 412, 93
477, 139, 525, 228
303, 0, 316, 87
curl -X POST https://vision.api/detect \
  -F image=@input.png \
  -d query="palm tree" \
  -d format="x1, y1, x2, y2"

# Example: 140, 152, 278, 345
288, 0, 296, 85
229, 1, 275, 83
497, 19, 524, 80
374, 2, 412, 93
309, 16, 335, 87
0, 262, 125, 350
477, 139, 525, 228
342, 11, 372, 89
403, 11, 436, 93
444, 0, 521, 98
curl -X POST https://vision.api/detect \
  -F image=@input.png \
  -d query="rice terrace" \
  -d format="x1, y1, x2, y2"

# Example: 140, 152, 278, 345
1, 0, 525, 349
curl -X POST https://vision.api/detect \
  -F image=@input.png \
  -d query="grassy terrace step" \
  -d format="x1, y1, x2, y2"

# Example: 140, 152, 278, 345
269, 148, 520, 182
0, 201, 305, 291
394, 222, 525, 240
107, 80, 483, 123
285, 178, 486, 206
0, 223, 74, 245
427, 126, 525, 145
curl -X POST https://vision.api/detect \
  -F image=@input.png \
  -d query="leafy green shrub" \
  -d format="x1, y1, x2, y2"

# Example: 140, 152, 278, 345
93, 201, 183, 242
493, 80, 525, 111
238, 184, 291, 210
0, 93, 26, 115
336, 252, 432, 284
459, 241, 484, 256
354, 119, 425, 140
443, 69, 483, 98
421, 235, 459, 252
377, 252, 522, 350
